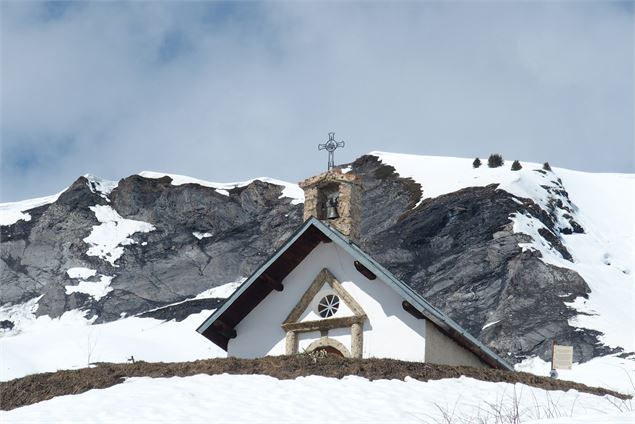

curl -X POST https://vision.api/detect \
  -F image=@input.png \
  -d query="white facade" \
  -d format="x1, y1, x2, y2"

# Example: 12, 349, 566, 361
228, 242, 428, 361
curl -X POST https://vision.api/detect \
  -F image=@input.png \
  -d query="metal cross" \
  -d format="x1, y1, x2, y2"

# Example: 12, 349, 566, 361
318, 132, 345, 171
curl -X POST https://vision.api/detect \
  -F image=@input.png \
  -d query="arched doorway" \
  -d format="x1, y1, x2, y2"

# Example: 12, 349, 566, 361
306, 337, 351, 358
312, 345, 345, 357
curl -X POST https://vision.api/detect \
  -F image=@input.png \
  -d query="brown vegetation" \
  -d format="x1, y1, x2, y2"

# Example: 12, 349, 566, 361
1, 355, 630, 411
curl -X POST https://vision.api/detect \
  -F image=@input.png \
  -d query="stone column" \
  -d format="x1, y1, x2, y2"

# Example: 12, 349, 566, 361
351, 323, 363, 358
285, 331, 298, 355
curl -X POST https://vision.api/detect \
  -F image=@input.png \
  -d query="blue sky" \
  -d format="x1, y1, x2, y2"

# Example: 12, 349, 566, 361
1, 1, 633, 201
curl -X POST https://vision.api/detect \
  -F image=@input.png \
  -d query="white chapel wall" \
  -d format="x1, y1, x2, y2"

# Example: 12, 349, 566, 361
424, 320, 488, 368
227, 242, 427, 361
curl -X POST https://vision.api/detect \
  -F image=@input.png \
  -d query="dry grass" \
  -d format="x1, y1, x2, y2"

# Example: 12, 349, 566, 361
1, 355, 630, 411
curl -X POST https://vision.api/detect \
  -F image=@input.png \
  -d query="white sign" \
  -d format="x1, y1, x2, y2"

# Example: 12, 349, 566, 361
552, 344, 573, 370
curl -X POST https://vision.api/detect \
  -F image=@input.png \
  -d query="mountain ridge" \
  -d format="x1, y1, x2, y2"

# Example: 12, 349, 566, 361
1, 153, 633, 375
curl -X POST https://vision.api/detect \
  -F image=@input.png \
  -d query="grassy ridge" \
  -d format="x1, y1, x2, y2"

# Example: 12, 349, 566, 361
1, 355, 630, 410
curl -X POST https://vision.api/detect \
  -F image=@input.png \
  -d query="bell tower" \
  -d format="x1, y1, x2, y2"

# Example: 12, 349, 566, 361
299, 168, 362, 243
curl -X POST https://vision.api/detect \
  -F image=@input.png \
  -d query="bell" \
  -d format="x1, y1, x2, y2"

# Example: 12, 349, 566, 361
326, 204, 339, 219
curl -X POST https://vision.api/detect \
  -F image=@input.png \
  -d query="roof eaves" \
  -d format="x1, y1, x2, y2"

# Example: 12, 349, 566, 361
196, 217, 321, 335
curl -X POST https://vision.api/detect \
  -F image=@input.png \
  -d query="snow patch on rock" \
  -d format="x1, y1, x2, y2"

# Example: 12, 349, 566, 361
83, 205, 155, 266
65, 275, 113, 301
482, 320, 501, 330
510, 213, 568, 265
194, 279, 244, 300
0, 296, 43, 336
66, 267, 97, 279
84, 174, 117, 201
192, 232, 212, 240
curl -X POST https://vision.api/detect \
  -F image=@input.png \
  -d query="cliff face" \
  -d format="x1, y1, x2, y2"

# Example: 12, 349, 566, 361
0, 155, 621, 363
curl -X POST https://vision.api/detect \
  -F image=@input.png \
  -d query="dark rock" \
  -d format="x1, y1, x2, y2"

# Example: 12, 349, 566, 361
0, 320, 14, 330
138, 298, 225, 322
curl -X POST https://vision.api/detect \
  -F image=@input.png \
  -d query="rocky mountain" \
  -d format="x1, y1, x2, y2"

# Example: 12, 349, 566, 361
1, 153, 633, 367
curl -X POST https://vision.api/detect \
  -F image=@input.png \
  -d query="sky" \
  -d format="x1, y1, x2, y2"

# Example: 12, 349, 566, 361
1, 1, 633, 202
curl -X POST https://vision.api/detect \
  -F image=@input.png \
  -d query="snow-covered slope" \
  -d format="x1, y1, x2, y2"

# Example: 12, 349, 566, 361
0, 283, 238, 382
373, 152, 635, 394
0, 193, 63, 226
2, 374, 632, 423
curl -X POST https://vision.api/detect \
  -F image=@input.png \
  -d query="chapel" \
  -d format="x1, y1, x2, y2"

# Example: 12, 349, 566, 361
197, 167, 512, 370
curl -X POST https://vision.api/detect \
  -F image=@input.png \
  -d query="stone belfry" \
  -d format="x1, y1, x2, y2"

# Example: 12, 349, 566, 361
299, 133, 362, 243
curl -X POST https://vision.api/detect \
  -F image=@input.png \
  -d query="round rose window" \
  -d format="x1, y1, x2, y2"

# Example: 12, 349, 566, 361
317, 294, 340, 318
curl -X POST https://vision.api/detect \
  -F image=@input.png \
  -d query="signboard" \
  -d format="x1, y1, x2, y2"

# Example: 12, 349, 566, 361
552, 344, 573, 370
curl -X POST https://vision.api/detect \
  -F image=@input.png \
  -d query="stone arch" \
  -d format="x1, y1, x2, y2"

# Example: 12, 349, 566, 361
306, 337, 351, 358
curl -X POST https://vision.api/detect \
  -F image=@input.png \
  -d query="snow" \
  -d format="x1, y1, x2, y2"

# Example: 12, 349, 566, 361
1, 374, 632, 423
0, 192, 62, 226
371, 151, 551, 206
138, 170, 304, 205
65, 267, 113, 300
192, 231, 212, 240
139, 281, 245, 316
511, 212, 569, 265
83, 174, 117, 200
0, 281, 240, 381
65, 275, 113, 301
0, 307, 224, 382
482, 319, 502, 330
516, 355, 635, 397
193, 280, 244, 299
66, 267, 97, 279
83, 205, 155, 265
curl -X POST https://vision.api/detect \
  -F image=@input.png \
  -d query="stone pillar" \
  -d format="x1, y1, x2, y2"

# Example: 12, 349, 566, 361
302, 187, 320, 222
285, 331, 298, 355
351, 322, 363, 358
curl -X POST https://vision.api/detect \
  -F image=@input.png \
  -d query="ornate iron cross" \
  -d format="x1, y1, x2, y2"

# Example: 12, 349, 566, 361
318, 132, 345, 171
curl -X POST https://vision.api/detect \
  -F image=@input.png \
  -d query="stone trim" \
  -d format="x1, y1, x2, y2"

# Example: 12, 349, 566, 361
282, 315, 366, 332
299, 169, 361, 189
282, 267, 367, 357
305, 337, 351, 358
283, 268, 365, 325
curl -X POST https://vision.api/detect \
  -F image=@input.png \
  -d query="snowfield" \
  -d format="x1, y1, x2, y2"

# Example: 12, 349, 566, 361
0, 283, 233, 382
1, 374, 632, 424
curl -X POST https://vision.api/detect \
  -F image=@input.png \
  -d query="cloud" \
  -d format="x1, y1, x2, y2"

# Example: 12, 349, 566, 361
1, 1, 633, 201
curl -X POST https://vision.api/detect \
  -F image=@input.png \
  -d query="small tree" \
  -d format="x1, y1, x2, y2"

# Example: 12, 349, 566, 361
511, 160, 522, 171
543, 162, 552, 171
487, 154, 504, 168
473, 158, 482, 168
